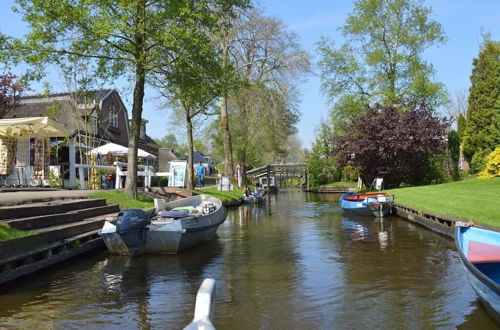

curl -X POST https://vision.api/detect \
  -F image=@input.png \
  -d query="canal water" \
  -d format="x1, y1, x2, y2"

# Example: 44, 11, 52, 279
0, 190, 497, 329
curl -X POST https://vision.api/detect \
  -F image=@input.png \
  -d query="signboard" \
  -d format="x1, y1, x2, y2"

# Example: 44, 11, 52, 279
218, 176, 232, 191
168, 160, 187, 187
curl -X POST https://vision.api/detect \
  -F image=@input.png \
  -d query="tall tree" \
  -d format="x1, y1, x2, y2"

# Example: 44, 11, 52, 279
462, 39, 500, 166
306, 118, 338, 187
13, 0, 247, 197
318, 0, 447, 127
152, 13, 231, 189
218, 8, 310, 179
457, 113, 466, 141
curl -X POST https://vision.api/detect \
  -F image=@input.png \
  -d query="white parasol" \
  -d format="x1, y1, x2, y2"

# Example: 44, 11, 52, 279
0, 117, 72, 138
89, 142, 156, 159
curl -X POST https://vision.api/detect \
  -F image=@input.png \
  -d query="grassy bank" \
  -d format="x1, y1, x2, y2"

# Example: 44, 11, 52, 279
385, 177, 500, 227
89, 191, 154, 209
0, 223, 36, 242
194, 187, 243, 203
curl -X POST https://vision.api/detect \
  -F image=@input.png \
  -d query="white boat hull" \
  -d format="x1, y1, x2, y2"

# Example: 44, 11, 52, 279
101, 195, 227, 255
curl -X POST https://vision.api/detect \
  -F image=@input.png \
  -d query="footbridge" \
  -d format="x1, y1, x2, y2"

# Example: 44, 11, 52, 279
246, 163, 308, 190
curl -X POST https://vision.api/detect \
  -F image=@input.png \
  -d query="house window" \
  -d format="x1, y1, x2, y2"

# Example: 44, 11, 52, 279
108, 106, 119, 127
90, 116, 99, 134
140, 123, 146, 139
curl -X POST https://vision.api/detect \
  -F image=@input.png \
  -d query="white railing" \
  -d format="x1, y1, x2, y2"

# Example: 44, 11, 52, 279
75, 161, 155, 190
184, 278, 216, 330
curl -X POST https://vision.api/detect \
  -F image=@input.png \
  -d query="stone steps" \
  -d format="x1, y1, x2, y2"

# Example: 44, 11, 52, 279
4, 204, 119, 230
0, 198, 107, 220
0, 196, 120, 285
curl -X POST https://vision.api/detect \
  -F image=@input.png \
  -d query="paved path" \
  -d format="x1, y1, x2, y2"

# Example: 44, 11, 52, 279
0, 189, 96, 206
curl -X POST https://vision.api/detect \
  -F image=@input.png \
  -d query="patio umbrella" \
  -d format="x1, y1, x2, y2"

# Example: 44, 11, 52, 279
89, 142, 156, 159
0, 117, 72, 138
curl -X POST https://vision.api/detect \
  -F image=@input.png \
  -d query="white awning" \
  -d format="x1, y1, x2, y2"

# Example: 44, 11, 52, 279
89, 142, 156, 159
0, 117, 72, 138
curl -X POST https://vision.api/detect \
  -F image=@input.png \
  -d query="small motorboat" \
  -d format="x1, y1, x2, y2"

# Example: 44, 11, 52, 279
455, 223, 500, 325
100, 194, 227, 256
243, 195, 265, 204
339, 192, 393, 217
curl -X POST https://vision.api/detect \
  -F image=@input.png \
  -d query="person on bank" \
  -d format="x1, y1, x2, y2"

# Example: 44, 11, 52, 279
196, 162, 205, 187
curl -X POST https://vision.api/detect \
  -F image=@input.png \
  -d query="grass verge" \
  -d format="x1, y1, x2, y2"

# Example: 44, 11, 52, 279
385, 177, 500, 227
194, 187, 243, 203
89, 191, 154, 209
0, 223, 36, 242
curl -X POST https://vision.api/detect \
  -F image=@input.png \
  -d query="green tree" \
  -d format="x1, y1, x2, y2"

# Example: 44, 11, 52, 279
216, 7, 311, 177
462, 39, 500, 168
448, 130, 460, 181
457, 113, 467, 141
318, 0, 447, 126
155, 133, 179, 149
217, 8, 310, 181
306, 118, 339, 187
13, 0, 247, 197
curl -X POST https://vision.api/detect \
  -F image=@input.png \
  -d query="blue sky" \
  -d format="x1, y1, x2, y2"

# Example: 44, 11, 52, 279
1, 0, 499, 148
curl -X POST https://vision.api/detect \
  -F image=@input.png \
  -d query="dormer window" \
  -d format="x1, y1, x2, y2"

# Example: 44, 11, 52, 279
108, 105, 118, 127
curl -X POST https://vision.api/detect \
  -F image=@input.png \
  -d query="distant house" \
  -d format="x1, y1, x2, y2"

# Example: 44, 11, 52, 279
183, 150, 215, 174
12, 89, 131, 147
158, 148, 178, 172
10, 89, 159, 158
128, 118, 160, 160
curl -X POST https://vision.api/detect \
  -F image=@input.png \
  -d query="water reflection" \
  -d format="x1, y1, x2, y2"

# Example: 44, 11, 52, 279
0, 190, 497, 329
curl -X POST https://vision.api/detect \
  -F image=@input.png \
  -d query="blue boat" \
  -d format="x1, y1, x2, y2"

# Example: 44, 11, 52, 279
455, 224, 500, 325
339, 192, 393, 217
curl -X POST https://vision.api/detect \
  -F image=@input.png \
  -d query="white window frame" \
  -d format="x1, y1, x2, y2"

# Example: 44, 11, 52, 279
108, 107, 119, 127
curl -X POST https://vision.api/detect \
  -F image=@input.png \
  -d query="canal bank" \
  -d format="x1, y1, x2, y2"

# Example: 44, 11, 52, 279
0, 190, 496, 328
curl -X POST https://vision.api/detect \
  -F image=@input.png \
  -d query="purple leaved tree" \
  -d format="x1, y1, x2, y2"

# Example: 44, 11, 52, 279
332, 101, 450, 188
0, 72, 27, 119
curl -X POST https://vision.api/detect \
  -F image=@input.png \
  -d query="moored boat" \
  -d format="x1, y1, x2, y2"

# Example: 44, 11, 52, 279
455, 224, 500, 325
243, 195, 265, 204
100, 194, 227, 256
339, 192, 393, 217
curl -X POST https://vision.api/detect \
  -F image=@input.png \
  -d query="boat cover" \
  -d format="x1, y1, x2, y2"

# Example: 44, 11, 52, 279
158, 209, 190, 219
468, 241, 500, 263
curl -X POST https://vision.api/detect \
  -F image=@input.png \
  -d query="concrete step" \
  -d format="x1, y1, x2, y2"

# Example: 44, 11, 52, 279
4, 204, 120, 230
0, 199, 107, 220
0, 212, 117, 260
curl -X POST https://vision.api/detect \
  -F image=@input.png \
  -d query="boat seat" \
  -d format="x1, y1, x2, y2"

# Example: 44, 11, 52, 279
158, 209, 190, 219
468, 241, 500, 263
345, 193, 386, 201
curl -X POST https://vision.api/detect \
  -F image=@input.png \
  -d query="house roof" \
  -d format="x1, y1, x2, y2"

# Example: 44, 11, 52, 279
21, 89, 114, 105
182, 150, 213, 164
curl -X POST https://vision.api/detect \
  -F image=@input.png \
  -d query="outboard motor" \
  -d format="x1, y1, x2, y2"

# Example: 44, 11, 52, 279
116, 209, 151, 256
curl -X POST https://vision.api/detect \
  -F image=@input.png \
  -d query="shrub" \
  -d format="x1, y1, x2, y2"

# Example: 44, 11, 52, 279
479, 147, 500, 179
470, 149, 490, 173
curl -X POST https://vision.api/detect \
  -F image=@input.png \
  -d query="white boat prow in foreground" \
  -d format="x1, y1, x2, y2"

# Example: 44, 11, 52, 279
100, 194, 227, 256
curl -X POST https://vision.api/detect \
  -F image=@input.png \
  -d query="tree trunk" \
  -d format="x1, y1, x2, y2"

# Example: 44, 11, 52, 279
125, 65, 145, 198
219, 38, 234, 178
220, 93, 234, 177
185, 103, 194, 190
125, 0, 146, 199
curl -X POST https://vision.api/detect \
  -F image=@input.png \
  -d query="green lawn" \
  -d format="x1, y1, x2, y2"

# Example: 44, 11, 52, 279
0, 223, 36, 242
194, 187, 244, 203
385, 177, 500, 227
89, 191, 155, 209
